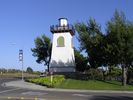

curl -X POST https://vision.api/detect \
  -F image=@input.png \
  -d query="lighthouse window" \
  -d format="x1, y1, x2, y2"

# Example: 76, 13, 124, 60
57, 36, 64, 47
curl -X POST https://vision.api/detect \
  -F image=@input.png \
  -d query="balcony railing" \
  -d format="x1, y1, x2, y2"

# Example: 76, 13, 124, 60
50, 24, 75, 35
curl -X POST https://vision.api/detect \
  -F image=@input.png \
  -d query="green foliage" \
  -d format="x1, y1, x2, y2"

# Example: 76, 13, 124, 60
107, 67, 122, 81
109, 67, 122, 77
26, 67, 33, 73
27, 75, 65, 87
106, 10, 133, 66
86, 68, 103, 80
74, 48, 88, 72
75, 18, 105, 68
31, 35, 52, 72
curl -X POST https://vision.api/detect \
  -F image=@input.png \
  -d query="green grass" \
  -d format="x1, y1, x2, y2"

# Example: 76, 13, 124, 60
55, 79, 133, 91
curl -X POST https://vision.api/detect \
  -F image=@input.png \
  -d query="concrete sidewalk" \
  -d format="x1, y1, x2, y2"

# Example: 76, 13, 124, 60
5, 80, 133, 93
5, 80, 47, 90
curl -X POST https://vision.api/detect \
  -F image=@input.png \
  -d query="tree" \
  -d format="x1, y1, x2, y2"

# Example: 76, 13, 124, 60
106, 10, 133, 86
31, 35, 52, 72
26, 67, 33, 73
75, 10, 133, 86
74, 48, 88, 72
75, 18, 105, 68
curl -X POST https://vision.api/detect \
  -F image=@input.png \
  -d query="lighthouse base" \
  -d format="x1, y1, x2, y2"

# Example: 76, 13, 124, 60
50, 66, 75, 73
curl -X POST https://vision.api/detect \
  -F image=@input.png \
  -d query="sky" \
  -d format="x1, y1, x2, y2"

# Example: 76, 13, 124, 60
0, 0, 132, 71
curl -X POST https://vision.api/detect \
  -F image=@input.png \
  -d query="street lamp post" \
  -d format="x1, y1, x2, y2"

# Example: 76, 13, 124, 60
19, 49, 24, 80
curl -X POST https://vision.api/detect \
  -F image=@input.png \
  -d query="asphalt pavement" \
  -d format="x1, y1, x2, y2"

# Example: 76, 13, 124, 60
0, 78, 133, 100
0, 78, 18, 92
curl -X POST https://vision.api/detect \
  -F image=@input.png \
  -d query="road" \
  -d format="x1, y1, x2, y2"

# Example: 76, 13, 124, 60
0, 78, 133, 100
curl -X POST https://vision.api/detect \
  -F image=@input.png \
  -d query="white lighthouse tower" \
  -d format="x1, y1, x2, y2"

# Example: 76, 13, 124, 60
50, 18, 75, 72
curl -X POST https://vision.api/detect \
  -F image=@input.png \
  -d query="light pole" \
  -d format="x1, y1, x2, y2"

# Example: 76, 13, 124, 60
19, 49, 24, 80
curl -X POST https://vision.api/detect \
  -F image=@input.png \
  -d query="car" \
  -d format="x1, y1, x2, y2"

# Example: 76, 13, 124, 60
40, 72, 46, 77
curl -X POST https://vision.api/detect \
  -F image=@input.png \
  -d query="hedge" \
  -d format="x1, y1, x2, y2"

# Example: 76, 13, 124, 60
26, 75, 65, 87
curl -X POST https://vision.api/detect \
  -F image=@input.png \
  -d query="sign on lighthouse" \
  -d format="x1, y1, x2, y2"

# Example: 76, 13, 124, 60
50, 18, 75, 72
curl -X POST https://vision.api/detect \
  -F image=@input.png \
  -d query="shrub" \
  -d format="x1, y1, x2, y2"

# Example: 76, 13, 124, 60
87, 68, 103, 80
26, 75, 65, 88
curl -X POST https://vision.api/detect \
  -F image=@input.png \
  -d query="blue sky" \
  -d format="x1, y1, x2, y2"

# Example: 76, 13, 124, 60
0, 0, 132, 71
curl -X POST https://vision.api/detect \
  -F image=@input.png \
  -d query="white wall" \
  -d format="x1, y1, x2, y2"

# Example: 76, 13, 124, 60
50, 32, 75, 72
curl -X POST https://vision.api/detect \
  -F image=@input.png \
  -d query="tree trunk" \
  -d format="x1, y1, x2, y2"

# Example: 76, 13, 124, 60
127, 68, 131, 84
122, 65, 127, 86
47, 66, 49, 72
102, 71, 106, 81
108, 65, 112, 81
47, 61, 50, 72
45, 63, 49, 73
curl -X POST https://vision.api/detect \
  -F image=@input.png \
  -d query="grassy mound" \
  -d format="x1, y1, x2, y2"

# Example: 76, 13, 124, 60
26, 74, 133, 90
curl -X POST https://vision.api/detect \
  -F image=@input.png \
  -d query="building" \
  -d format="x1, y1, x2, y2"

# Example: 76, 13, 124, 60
49, 18, 75, 72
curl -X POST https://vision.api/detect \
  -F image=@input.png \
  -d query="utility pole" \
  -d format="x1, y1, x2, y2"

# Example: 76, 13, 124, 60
19, 49, 24, 80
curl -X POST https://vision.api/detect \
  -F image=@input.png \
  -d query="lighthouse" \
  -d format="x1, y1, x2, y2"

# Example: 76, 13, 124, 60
49, 18, 75, 72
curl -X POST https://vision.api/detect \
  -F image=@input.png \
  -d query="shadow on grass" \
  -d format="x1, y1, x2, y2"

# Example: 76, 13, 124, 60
62, 72, 90, 81
91, 96, 133, 100
98, 80, 121, 86
64, 73, 122, 86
